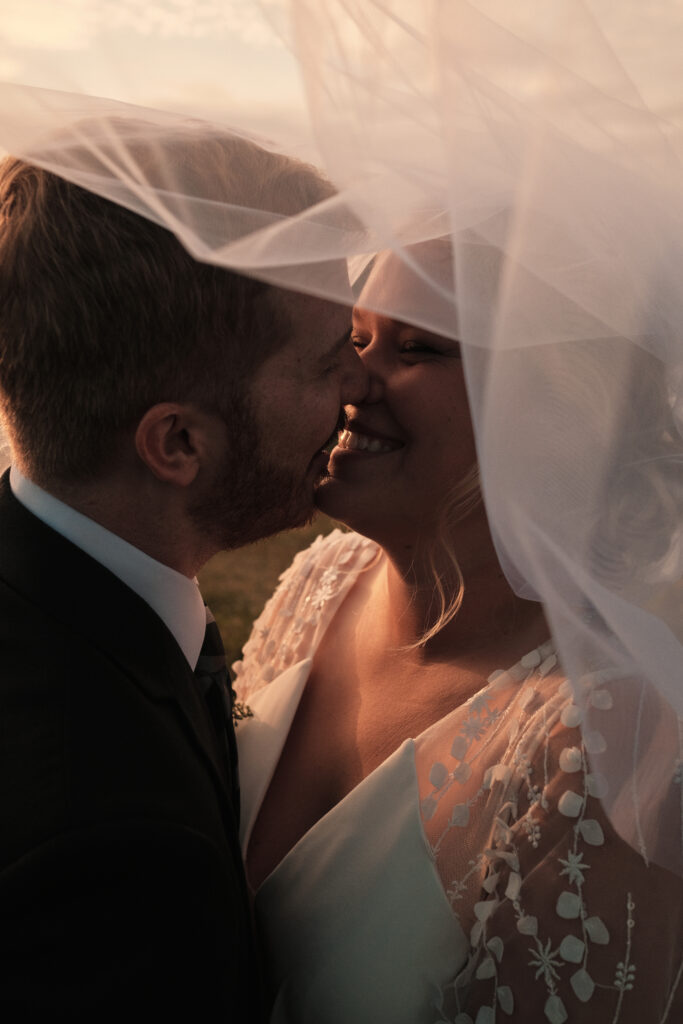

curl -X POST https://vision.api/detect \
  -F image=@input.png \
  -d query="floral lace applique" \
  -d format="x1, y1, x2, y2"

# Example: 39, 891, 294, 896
421, 651, 683, 1023
233, 529, 376, 701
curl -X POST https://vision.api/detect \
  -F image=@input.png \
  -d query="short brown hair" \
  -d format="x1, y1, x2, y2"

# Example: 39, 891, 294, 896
0, 126, 333, 483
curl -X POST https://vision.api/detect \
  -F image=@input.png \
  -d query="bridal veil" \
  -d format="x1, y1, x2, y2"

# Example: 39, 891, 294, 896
0, 0, 682, 878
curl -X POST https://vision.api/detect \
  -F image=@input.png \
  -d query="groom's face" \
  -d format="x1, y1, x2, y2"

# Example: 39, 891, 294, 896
193, 291, 367, 548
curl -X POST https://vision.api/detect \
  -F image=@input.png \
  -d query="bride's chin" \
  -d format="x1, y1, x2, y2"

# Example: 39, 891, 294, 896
314, 473, 364, 526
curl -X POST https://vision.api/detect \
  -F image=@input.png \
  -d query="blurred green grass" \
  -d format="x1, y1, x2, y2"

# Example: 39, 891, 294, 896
197, 512, 338, 667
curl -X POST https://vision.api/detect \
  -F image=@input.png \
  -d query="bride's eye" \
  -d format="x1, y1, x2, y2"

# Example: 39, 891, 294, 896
402, 339, 436, 354
401, 338, 446, 358
402, 338, 461, 358
350, 334, 368, 351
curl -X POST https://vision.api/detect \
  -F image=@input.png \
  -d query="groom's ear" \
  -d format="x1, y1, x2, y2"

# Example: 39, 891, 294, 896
134, 403, 220, 487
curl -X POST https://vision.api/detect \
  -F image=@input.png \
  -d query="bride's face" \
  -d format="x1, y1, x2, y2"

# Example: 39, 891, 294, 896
315, 307, 476, 542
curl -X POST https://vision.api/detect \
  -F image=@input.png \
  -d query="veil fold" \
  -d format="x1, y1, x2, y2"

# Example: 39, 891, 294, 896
1, 0, 681, 875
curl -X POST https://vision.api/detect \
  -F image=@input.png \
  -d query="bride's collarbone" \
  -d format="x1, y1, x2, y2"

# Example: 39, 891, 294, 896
247, 632, 527, 889
301, 649, 469, 773
247, 589, 551, 889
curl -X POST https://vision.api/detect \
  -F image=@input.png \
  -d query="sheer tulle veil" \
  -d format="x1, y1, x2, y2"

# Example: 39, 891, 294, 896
1, 1, 682, 876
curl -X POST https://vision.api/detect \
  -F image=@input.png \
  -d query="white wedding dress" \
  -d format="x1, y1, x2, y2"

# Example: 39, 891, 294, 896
234, 531, 683, 1024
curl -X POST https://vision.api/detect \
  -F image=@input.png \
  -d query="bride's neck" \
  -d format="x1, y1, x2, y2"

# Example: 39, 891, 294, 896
364, 515, 548, 664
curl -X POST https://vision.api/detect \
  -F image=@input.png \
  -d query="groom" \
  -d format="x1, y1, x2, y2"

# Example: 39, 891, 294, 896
0, 133, 365, 1018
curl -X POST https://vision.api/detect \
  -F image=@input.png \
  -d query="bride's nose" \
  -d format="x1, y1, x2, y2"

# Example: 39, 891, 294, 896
341, 339, 369, 405
357, 343, 388, 404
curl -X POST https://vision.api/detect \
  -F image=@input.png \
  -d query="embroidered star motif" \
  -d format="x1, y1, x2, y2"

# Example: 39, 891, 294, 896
528, 938, 562, 983
559, 850, 590, 885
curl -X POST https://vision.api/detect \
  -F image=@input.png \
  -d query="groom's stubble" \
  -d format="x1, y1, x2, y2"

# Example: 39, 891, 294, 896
187, 389, 319, 551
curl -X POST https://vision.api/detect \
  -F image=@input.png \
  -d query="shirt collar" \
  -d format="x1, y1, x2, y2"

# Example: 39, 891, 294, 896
10, 466, 206, 669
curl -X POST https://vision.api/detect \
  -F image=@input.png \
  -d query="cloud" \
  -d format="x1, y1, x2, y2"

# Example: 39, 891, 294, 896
0, 0, 286, 52
105, 0, 282, 45
2, 0, 96, 50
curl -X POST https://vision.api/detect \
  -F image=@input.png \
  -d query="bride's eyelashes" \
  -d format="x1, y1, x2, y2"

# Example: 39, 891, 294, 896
401, 339, 444, 357
400, 336, 462, 359
350, 334, 461, 359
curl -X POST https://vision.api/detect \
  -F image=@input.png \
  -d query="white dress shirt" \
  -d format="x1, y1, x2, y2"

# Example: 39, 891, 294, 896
10, 466, 206, 669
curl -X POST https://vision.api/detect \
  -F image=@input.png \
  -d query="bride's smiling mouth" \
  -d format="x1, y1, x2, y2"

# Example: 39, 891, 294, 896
321, 410, 349, 456
335, 420, 404, 455
336, 429, 402, 453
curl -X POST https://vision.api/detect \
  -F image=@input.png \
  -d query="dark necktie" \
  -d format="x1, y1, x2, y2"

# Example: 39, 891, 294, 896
194, 606, 245, 820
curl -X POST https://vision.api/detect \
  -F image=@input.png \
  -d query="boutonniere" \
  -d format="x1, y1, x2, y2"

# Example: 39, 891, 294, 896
230, 687, 254, 726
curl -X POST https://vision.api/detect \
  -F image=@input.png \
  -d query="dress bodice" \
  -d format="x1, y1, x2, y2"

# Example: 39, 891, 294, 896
254, 731, 467, 1024
234, 530, 683, 1023
234, 531, 466, 1023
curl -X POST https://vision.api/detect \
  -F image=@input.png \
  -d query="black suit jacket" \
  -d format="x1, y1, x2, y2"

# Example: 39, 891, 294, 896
0, 471, 264, 1020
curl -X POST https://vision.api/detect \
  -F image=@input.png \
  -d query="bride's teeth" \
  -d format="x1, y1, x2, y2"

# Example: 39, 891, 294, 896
337, 429, 396, 453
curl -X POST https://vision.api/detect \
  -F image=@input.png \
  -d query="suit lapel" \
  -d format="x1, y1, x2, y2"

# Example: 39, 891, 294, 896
0, 472, 235, 816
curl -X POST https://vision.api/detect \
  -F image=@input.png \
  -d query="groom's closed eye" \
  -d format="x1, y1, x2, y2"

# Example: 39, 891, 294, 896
319, 327, 352, 368
318, 328, 353, 374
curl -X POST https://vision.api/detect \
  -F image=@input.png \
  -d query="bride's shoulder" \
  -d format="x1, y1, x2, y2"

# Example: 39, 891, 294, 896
267, 527, 377, 609
286, 527, 376, 577
233, 528, 377, 694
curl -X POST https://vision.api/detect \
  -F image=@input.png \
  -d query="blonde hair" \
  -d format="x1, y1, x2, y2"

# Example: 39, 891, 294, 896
411, 463, 482, 648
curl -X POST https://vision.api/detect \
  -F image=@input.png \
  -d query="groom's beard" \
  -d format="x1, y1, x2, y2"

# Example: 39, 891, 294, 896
188, 394, 318, 551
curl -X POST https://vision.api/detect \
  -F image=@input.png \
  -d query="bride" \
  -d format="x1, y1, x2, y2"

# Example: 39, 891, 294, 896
233, 247, 683, 1024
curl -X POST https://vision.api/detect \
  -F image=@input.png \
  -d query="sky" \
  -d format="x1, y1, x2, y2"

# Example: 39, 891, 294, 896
5, 0, 683, 129
3, 0, 683, 169
0, 0, 309, 137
